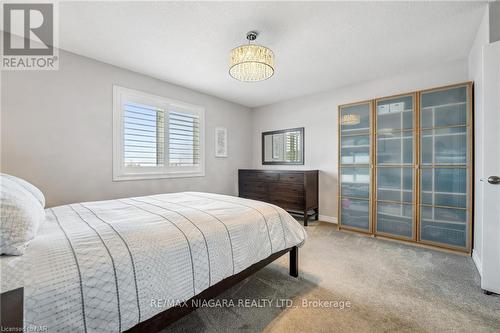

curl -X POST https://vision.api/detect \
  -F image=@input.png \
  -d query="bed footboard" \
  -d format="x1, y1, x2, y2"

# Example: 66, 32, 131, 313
0, 287, 23, 331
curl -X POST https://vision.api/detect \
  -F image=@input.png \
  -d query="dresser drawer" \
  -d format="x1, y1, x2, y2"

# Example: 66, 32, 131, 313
271, 197, 304, 211
240, 171, 279, 182
279, 172, 304, 184
269, 183, 305, 198
240, 181, 268, 194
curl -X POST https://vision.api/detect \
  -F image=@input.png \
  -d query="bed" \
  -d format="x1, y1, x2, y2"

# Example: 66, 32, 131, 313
0, 192, 306, 332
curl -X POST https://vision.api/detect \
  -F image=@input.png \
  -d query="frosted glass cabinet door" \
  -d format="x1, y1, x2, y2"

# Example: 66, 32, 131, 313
375, 95, 415, 239
339, 102, 371, 232
418, 84, 471, 250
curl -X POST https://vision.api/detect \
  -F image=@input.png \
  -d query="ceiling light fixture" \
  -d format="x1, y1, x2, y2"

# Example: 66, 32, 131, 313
229, 31, 275, 82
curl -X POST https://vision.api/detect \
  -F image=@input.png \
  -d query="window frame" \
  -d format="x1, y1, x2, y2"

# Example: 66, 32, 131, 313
113, 85, 205, 181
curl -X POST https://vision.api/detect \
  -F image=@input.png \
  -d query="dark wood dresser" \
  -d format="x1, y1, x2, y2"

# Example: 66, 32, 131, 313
238, 169, 319, 226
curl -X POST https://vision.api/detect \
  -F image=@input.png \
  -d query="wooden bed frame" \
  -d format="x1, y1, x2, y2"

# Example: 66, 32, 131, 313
0, 246, 299, 333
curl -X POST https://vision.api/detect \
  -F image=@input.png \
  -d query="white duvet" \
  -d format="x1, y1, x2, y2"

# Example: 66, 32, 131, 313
1, 192, 306, 332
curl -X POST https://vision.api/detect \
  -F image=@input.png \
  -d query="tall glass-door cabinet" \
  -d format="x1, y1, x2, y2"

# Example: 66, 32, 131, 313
338, 102, 372, 233
338, 83, 473, 253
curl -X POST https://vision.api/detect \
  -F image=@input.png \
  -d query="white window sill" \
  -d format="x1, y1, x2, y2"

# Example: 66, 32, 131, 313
113, 171, 205, 181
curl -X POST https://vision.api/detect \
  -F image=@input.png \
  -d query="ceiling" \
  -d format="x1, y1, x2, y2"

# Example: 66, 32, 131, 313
59, 1, 486, 108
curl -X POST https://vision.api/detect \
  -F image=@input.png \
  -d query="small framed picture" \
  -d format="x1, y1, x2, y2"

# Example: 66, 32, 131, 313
215, 127, 227, 157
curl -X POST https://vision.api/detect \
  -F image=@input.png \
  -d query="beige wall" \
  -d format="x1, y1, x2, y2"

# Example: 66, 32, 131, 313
1, 50, 253, 207
251, 59, 469, 221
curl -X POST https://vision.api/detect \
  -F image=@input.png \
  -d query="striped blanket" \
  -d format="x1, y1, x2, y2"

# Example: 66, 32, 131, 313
1, 192, 306, 332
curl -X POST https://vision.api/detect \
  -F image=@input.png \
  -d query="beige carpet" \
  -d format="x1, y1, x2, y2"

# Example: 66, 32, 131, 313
162, 222, 500, 332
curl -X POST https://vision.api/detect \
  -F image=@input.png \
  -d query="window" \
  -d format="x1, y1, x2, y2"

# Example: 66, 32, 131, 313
113, 86, 204, 180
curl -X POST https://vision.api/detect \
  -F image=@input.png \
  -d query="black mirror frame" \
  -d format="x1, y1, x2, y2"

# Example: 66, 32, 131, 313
261, 127, 305, 165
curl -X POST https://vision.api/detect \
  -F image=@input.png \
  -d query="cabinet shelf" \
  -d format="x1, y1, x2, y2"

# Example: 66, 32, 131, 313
341, 145, 370, 148
341, 196, 370, 201
421, 190, 466, 196
420, 218, 466, 226
377, 135, 413, 140
377, 109, 413, 115
377, 187, 412, 191
341, 127, 370, 133
421, 101, 466, 110
421, 132, 466, 138
378, 212, 412, 219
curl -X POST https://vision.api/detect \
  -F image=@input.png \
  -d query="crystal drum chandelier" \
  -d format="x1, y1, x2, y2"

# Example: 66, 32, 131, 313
229, 31, 275, 82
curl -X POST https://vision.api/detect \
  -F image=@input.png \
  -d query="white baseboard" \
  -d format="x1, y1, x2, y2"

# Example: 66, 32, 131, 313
472, 249, 482, 277
319, 215, 337, 224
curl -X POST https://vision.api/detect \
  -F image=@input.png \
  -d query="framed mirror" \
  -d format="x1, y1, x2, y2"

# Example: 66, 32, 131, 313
262, 127, 304, 165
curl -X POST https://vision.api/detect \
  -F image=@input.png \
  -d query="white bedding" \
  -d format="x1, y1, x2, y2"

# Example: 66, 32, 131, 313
1, 192, 306, 332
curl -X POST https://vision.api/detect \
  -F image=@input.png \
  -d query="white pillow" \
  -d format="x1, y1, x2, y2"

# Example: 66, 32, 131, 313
1, 173, 45, 208
0, 176, 45, 255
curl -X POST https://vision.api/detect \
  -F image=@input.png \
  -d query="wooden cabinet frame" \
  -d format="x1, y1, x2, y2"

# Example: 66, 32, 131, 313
337, 82, 474, 254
